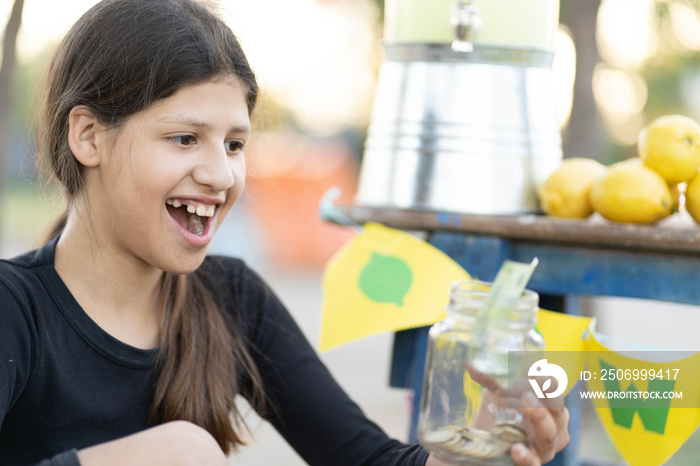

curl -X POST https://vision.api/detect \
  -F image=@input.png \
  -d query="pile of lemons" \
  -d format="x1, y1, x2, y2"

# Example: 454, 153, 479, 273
537, 114, 700, 225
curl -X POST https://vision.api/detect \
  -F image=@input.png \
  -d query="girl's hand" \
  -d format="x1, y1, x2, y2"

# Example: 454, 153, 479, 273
465, 362, 571, 464
511, 392, 570, 465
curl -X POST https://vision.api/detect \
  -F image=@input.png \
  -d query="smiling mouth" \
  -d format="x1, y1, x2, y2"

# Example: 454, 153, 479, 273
166, 200, 215, 235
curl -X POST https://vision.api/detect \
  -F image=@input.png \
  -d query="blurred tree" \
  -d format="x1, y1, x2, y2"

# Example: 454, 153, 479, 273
643, 1, 700, 120
0, 0, 25, 245
559, 0, 607, 161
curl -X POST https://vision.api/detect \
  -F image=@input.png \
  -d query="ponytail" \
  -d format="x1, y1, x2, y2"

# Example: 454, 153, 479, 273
151, 272, 266, 453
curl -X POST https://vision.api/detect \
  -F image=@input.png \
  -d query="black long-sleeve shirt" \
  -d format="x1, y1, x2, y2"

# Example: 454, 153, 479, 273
0, 237, 429, 466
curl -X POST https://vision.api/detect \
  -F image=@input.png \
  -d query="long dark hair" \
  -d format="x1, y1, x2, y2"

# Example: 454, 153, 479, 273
37, 0, 264, 453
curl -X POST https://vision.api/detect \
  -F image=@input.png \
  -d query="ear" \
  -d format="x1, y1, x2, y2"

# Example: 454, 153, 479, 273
68, 106, 103, 167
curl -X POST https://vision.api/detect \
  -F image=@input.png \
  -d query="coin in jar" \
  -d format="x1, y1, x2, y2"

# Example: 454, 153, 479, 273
491, 421, 528, 445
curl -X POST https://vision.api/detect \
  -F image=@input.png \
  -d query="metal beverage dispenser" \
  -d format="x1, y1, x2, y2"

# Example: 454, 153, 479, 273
355, 0, 562, 214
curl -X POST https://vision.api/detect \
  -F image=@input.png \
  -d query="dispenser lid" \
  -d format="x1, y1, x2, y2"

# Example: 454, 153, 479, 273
384, 0, 560, 51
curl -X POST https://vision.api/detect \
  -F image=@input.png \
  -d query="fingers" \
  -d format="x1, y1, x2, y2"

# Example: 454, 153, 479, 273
466, 362, 509, 397
459, 366, 571, 466
510, 443, 540, 466
520, 393, 570, 463
510, 403, 570, 466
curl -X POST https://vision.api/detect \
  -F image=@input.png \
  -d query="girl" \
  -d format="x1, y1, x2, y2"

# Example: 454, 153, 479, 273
0, 0, 570, 465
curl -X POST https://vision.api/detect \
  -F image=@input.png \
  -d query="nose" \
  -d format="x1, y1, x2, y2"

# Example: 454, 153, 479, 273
192, 144, 236, 192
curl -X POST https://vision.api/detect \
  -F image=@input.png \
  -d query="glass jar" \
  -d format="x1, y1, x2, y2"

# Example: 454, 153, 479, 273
417, 280, 545, 465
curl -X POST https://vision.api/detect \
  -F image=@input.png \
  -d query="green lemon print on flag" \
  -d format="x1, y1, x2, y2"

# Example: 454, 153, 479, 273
358, 253, 413, 306
319, 222, 470, 351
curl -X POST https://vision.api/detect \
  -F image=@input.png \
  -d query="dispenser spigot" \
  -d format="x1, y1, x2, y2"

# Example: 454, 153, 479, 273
450, 0, 482, 53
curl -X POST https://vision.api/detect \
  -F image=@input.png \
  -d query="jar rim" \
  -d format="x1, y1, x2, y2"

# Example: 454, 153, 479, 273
448, 279, 539, 321
450, 279, 538, 301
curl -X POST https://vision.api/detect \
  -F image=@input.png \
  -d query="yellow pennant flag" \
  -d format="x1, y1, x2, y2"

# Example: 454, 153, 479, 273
536, 309, 591, 353
585, 326, 700, 466
319, 222, 470, 351
535, 309, 592, 397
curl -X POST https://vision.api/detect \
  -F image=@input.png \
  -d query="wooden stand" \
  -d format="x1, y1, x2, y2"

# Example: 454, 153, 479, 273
338, 205, 700, 466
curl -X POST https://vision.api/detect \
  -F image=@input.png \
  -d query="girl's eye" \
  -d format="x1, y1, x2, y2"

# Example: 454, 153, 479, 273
170, 135, 197, 146
226, 140, 245, 153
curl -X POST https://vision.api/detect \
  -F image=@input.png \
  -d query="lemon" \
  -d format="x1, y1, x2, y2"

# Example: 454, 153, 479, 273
685, 173, 700, 225
638, 114, 700, 184
536, 157, 606, 218
590, 158, 674, 224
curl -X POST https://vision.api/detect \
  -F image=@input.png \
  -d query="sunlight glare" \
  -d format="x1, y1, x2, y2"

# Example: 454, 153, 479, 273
552, 26, 576, 129
593, 65, 648, 145
222, 0, 381, 135
16, 0, 101, 63
597, 0, 655, 69
669, 1, 700, 51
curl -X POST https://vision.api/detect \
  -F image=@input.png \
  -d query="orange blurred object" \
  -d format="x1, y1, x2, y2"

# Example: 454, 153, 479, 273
245, 132, 359, 269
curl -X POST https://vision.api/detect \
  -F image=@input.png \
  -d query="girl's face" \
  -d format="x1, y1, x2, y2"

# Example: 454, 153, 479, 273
83, 78, 251, 274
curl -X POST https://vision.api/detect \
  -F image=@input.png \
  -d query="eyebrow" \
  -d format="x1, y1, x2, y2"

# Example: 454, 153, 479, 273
157, 115, 250, 134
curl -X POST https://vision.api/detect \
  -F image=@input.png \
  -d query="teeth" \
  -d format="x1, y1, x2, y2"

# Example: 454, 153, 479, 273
168, 199, 216, 218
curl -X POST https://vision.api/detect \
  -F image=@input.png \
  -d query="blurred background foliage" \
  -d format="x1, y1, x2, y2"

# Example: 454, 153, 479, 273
3, 0, 700, 260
